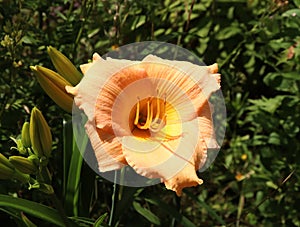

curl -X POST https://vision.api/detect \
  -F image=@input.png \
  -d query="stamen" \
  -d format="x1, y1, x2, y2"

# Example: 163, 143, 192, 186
138, 99, 153, 129
153, 97, 160, 122
150, 114, 166, 132
134, 96, 167, 132
134, 98, 140, 125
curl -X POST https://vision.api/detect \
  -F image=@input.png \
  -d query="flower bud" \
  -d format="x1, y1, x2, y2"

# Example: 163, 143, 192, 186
9, 156, 37, 174
40, 183, 54, 194
47, 46, 82, 85
30, 65, 74, 113
0, 163, 15, 180
27, 154, 39, 167
29, 107, 52, 158
21, 122, 31, 148
10, 137, 27, 155
0, 153, 15, 170
0, 153, 30, 183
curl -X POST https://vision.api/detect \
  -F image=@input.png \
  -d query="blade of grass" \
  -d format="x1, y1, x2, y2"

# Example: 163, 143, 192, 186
0, 207, 22, 221
94, 213, 108, 227
64, 114, 89, 216
108, 171, 118, 226
144, 196, 195, 227
133, 201, 161, 225
0, 194, 65, 226
114, 187, 142, 224
63, 119, 73, 199
184, 190, 226, 225
79, 159, 95, 217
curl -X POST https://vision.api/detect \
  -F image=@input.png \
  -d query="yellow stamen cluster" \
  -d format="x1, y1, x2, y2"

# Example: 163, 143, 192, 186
134, 97, 166, 133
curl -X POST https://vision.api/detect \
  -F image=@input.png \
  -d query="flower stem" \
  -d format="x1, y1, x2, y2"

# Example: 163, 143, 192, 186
171, 193, 181, 227
49, 192, 72, 227
108, 171, 119, 226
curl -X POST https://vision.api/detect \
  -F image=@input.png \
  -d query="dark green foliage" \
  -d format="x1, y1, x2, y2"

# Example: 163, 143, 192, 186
0, 0, 299, 226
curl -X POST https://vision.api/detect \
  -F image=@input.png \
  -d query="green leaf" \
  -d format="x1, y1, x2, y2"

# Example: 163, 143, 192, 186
0, 194, 65, 226
215, 26, 242, 40
64, 116, 88, 216
263, 72, 300, 93
21, 212, 37, 227
184, 191, 226, 225
145, 197, 196, 227
282, 9, 300, 17
94, 213, 108, 227
268, 132, 281, 145
249, 96, 286, 114
133, 201, 161, 225
294, 0, 300, 7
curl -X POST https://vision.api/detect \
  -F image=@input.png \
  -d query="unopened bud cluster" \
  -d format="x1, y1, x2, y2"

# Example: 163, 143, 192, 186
0, 107, 53, 193
30, 46, 82, 113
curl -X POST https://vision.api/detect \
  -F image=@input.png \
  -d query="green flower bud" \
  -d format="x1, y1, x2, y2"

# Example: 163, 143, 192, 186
9, 156, 37, 174
27, 154, 39, 167
0, 153, 30, 183
29, 107, 52, 158
0, 154, 15, 180
0, 153, 15, 169
10, 137, 27, 155
0, 163, 15, 179
30, 65, 74, 113
21, 122, 31, 148
47, 46, 82, 85
38, 183, 54, 194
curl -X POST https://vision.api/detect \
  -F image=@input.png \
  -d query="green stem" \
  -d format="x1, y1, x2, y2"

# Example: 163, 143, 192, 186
108, 171, 119, 226
171, 193, 181, 227
49, 193, 72, 227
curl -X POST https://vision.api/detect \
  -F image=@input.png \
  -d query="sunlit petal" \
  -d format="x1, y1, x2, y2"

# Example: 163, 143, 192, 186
95, 65, 149, 134
85, 121, 127, 172
142, 55, 220, 113
122, 118, 207, 192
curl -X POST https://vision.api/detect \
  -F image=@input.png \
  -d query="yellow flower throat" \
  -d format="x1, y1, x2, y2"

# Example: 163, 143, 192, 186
133, 97, 167, 133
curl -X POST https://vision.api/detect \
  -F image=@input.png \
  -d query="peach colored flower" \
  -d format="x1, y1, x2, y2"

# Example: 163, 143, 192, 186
66, 54, 221, 196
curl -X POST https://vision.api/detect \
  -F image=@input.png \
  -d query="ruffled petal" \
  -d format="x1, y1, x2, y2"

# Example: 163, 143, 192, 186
69, 56, 141, 172
80, 53, 102, 74
72, 57, 139, 123
95, 65, 149, 134
163, 118, 207, 196
164, 163, 203, 196
141, 55, 220, 149
122, 118, 207, 195
142, 55, 221, 115
85, 121, 127, 172
197, 101, 219, 149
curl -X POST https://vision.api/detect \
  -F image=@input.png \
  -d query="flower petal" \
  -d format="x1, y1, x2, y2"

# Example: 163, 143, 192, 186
72, 57, 139, 123
140, 56, 220, 149
80, 53, 102, 74
122, 118, 207, 195
142, 55, 220, 116
197, 101, 219, 149
95, 65, 149, 134
164, 163, 203, 196
85, 121, 127, 172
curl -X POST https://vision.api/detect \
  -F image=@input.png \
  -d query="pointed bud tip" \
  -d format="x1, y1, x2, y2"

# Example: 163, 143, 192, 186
47, 46, 55, 53
30, 66, 37, 71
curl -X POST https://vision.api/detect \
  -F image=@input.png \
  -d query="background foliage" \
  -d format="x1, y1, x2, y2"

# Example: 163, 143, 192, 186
0, 0, 299, 226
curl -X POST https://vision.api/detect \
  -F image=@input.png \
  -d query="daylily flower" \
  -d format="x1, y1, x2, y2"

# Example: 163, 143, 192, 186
67, 54, 221, 196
